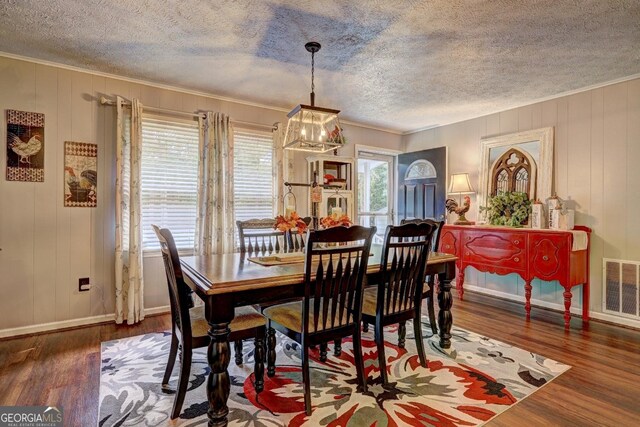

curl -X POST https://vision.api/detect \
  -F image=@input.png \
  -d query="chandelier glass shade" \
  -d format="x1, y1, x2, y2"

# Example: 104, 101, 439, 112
283, 42, 346, 153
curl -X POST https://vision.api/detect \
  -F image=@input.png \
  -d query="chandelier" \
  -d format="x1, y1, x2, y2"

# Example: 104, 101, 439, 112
283, 42, 346, 153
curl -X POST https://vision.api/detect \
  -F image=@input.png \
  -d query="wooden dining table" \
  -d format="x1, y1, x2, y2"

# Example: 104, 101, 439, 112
180, 246, 457, 427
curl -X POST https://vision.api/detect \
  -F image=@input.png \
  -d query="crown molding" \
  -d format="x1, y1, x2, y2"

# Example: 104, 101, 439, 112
0, 50, 403, 135
2, 50, 637, 138
402, 72, 640, 136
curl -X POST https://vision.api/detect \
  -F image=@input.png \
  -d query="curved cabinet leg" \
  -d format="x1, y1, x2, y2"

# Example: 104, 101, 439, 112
437, 272, 453, 349
456, 265, 465, 300
524, 279, 533, 320
207, 322, 231, 427
563, 289, 572, 328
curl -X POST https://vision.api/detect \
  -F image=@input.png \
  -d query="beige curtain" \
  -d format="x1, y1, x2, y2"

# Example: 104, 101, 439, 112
115, 97, 144, 325
195, 112, 235, 255
272, 122, 292, 216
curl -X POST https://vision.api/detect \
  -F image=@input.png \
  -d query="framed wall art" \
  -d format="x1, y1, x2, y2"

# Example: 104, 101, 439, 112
64, 141, 97, 207
6, 109, 45, 182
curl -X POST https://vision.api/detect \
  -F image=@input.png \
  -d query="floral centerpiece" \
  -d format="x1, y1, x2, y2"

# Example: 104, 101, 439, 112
274, 211, 308, 233
479, 191, 531, 227
320, 213, 352, 228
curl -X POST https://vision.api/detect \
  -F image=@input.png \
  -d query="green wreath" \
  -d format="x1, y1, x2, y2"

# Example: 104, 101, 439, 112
480, 191, 531, 227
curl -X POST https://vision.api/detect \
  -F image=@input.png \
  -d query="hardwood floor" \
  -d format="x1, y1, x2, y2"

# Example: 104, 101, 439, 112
1, 293, 639, 426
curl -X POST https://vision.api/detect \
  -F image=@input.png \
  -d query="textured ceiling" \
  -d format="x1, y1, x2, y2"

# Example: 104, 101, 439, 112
0, 0, 639, 132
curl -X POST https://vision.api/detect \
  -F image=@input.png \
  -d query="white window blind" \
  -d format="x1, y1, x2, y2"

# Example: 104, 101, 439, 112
233, 130, 275, 222
141, 117, 199, 250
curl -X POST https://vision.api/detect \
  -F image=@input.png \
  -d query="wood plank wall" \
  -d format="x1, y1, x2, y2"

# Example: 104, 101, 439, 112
404, 79, 640, 315
0, 56, 402, 333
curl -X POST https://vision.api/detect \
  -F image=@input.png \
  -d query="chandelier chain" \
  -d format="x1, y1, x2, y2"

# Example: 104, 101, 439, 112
311, 50, 315, 95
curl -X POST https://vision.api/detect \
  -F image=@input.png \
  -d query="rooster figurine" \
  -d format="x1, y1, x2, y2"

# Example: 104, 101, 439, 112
446, 195, 473, 225
8, 132, 42, 165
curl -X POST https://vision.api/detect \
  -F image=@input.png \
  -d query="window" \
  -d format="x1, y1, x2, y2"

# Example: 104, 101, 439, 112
140, 117, 199, 251
233, 130, 275, 222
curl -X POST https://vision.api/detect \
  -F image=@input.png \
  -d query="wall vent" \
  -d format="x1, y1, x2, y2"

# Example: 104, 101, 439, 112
603, 258, 640, 320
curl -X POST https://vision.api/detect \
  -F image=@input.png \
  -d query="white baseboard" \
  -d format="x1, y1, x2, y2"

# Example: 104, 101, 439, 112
464, 285, 640, 329
0, 305, 171, 339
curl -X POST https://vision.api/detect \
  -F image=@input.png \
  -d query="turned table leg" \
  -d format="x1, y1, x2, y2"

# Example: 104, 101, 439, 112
267, 326, 276, 377
207, 322, 231, 426
206, 300, 234, 427
437, 272, 454, 349
524, 279, 533, 320
563, 289, 572, 328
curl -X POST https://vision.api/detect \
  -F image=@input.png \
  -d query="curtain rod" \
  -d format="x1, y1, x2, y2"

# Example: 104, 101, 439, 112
99, 96, 278, 131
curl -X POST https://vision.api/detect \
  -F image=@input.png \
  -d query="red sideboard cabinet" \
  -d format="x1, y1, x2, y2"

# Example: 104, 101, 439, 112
438, 224, 591, 328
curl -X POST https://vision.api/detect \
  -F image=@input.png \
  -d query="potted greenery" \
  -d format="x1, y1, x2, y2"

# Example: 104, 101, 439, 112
479, 191, 532, 227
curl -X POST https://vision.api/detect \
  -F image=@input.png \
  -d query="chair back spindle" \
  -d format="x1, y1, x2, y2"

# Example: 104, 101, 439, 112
237, 218, 284, 255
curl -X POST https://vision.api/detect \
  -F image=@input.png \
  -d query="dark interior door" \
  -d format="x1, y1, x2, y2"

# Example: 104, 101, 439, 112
397, 147, 446, 222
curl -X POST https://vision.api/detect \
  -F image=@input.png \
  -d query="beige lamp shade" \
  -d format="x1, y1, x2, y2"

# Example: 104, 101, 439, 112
448, 173, 475, 194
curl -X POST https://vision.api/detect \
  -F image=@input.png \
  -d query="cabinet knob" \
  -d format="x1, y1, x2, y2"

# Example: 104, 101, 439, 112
543, 255, 549, 261
445, 245, 450, 249
514, 240, 520, 245
514, 257, 520, 262
466, 252, 470, 256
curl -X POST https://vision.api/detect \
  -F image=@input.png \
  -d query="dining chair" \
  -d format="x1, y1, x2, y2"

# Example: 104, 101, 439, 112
262, 225, 376, 415
153, 225, 267, 419
361, 222, 436, 385
399, 218, 444, 335
236, 217, 313, 364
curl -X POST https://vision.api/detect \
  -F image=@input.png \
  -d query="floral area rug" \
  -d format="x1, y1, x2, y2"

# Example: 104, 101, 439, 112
98, 319, 569, 426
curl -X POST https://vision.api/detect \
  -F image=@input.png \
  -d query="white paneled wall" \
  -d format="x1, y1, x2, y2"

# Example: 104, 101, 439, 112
403, 79, 640, 315
0, 56, 402, 334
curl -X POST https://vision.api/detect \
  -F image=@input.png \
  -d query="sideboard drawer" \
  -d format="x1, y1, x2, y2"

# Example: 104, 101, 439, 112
462, 230, 527, 271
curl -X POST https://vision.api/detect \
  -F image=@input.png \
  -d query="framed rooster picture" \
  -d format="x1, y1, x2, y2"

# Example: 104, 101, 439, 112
6, 109, 45, 182
64, 141, 97, 207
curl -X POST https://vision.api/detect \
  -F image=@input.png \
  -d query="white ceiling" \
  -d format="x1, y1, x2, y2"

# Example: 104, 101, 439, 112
0, 0, 638, 132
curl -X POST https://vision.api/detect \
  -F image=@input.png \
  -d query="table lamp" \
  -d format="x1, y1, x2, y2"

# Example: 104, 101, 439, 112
447, 173, 475, 225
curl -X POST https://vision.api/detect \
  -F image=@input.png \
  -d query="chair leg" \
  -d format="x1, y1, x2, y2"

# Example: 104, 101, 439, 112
234, 340, 243, 366
162, 332, 178, 390
427, 279, 438, 334
302, 344, 312, 416
267, 323, 276, 377
319, 342, 328, 362
353, 328, 368, 393
333, 338, 342, 357
398, 321, 406, 348
413, 313, 428, 368
254, 333, 265, 393
171, 347, 192, 419
374, 321, 388, 385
